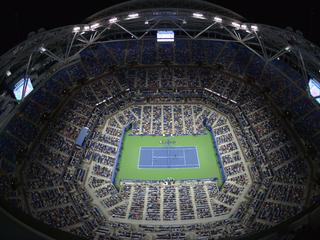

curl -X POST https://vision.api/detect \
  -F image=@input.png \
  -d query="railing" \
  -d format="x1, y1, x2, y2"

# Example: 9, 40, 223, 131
203, 119, 227, 186
111, 122, 132, 185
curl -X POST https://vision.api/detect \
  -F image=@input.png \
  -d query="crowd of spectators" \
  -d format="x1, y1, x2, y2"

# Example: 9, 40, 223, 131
0, 54, 315, 240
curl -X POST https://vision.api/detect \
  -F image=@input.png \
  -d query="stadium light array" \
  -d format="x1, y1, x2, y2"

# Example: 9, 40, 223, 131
251, 25, 258, 31
127, 13, 139, 19
72, 26, 81, 33
90, 23, 100, 30
39, 47, 47, 53
213, 16, 222, 23
240, 24, 248, 30
231, 22, 241, 29
6, 70, 11, 77
83, 25, 90, 31
192, 12, 205, 19
109, 17, 118, 24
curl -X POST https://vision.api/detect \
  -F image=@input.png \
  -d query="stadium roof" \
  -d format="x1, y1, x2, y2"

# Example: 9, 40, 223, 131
85, 0, 246, 22
0, 0, 320, 114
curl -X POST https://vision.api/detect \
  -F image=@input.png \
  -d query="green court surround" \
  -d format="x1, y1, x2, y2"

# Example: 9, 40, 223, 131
115, 130, 222, 187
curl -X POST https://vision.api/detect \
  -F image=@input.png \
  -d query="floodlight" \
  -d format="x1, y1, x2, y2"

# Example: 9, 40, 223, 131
83, 25, 90, 31
182, 20, 187, 24
214, 17, 222, 23
90, 23, 100, 30
251, 25, 258, 31
232, 22, 240, 29
127, 13, 139, 19
72, 26, 81, 33
240, 24, 248, 30
6, 70, 11, 77
39, 47, 46, 53
145, 20, 149, 25
285, 46, 291, 51
109, 17, 118, 24
192, 12, 205, 19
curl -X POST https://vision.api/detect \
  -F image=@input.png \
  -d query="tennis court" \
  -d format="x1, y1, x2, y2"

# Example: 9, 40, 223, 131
139, 146, 199, 168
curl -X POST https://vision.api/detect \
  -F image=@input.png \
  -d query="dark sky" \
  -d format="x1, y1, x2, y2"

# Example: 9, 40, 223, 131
1, 0, 319, 55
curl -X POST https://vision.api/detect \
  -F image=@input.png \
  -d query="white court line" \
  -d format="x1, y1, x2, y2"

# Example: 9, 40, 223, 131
141, 146, 195, 150
152, 148, 154, 167
139, 165, 199, 168
152, 156, 185, 158
139, 146, 199, 168
137, 147, 142, 169
195, 147, 200, 168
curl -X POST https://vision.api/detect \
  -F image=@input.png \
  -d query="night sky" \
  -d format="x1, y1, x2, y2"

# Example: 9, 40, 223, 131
0, 0, 319, 55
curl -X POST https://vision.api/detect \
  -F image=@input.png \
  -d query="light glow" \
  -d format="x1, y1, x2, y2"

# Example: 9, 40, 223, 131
251, 25, 258, 31
109, 17, 118, 24
214, 17, 222, 23
192, 12, 205, 19
232, 22, 241, 29
39, 47, 46, 53
72, 26, 81, 33
90, 23, 100, 30
127, 13, 139, 19
240, 24, 248, 30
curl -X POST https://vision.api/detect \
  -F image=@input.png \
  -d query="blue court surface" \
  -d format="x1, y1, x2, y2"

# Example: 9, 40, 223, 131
139, 146, 199, 168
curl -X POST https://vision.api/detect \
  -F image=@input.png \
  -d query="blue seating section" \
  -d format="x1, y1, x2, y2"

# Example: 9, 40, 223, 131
66, 63, 87, 84
297, 111, 320, 138
80, 47, 104, 77
246, 55, 264, 78
229, 45, 252, 75
158, 43, 174, 62
261, 65, 289, 94
0, 132, 25, 165
141, 40, 156, 64
105, 41, 126, 65
92, 44, 114, 71
205, 41, 224, 64
175, 39, 191, 64
43, 76, 65, 98
191, 41, 207, 63
126, 40, 141, 63
216, 42, 239, 66
290, 97, 315, 118
6, 117, 39, 144
21, 101, 43, 124
272, 60, 307, 89
32, 89, 60, 111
